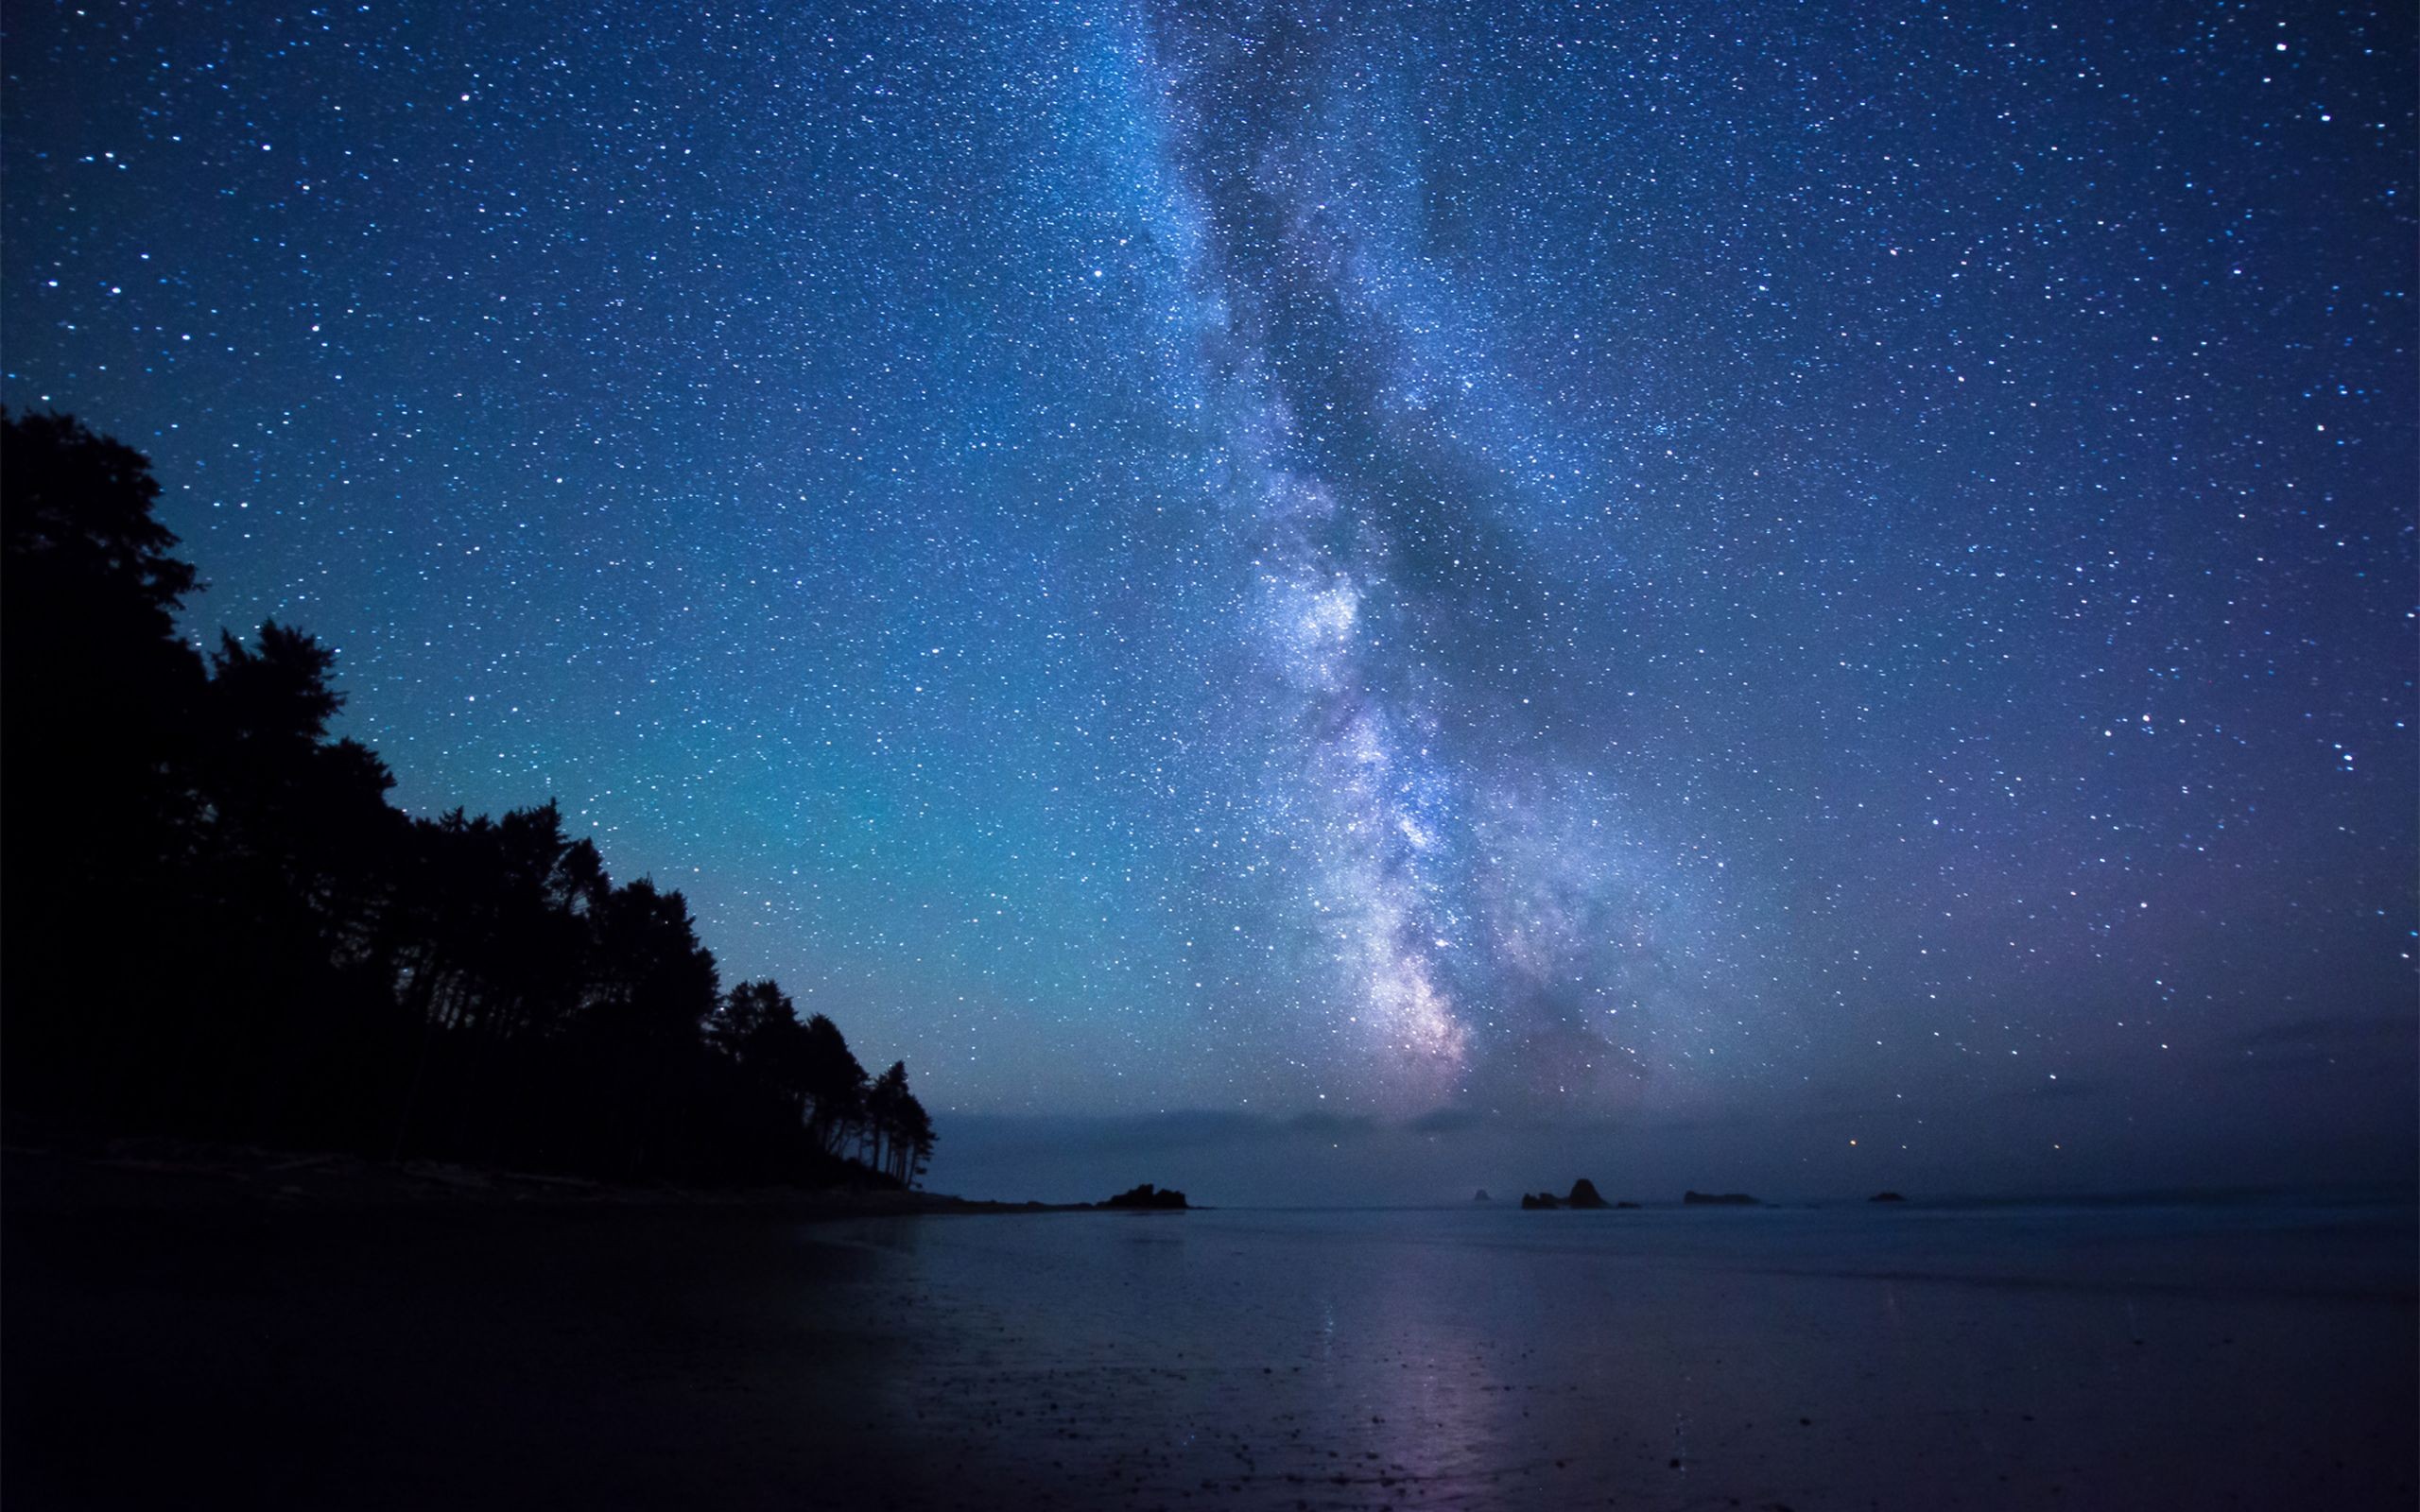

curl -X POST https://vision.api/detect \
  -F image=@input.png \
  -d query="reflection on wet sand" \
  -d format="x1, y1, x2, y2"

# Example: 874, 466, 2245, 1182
819, 1203, 2416, 1510
8, 1191, 2411, 1510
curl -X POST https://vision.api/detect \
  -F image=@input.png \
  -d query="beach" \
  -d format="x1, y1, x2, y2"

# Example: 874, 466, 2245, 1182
7, 1157, 2412, 1510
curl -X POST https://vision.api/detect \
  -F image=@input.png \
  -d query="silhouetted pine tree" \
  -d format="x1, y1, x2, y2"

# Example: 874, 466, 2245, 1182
1, 411, 925, 1190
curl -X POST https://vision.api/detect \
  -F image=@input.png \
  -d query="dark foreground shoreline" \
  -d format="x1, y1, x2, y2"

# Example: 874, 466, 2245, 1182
6, 1143, 1221, 1511
0, 1139, 1073, 1220
9, 1147, 2414, 1512
4, 1145, 968, 1510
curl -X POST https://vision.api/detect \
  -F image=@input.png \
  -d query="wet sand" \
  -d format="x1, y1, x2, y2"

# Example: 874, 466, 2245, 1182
7, 1156, 2412, 1509
809, 1202, 2417, 1510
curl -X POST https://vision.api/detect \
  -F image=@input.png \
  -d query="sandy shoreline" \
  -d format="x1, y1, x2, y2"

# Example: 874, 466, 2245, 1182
0, 1138, 1059, 1219
6, 1143, 1042, 1510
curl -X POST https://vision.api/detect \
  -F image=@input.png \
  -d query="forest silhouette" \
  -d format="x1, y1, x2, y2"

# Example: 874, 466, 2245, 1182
1, 410, 932, 1189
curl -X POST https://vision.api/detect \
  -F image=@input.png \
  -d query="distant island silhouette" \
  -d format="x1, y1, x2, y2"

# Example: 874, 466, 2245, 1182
1100, 1183, 1188, 1211
1683, 1191, 1761, 1206
1520, 1179, 1622, 1210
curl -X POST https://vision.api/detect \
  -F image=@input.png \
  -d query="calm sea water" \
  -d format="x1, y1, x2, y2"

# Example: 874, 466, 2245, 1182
803, 1198, 2417, 1511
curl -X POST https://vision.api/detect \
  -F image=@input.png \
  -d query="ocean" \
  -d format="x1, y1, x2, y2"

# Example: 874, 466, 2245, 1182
9, 1179, 2411, 1510
803, 1196, 2417, 1510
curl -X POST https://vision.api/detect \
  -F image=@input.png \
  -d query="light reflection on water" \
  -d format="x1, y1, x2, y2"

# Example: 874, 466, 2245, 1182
799, 1203, 2415, 1510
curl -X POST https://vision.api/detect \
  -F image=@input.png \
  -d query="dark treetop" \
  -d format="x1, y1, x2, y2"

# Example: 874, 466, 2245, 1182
2, 412, 930, 1189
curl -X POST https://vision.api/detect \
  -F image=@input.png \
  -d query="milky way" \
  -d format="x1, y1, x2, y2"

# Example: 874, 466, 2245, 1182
5, 1, 2411, 1170
1103, 4, 1744, 1107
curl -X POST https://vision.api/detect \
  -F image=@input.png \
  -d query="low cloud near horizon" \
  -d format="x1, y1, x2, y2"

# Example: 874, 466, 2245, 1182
928, 1022, 2417, 1207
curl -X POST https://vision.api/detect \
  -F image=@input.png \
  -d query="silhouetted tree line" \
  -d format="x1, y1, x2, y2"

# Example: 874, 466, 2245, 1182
1, 412, 932, 1188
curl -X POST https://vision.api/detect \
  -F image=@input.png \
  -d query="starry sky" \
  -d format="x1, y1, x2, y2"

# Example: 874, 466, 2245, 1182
5, 0, 2412, 1198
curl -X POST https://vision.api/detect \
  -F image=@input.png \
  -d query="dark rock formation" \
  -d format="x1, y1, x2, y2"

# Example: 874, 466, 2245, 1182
1564, 1178, 1611, 1210
1521, 1180, 1630, 1211
1472, 1189, 1494, 1203
1682, 1190, 1759, 1206
1868, 1191, 1907, 1203
1102, 1182, 1187, 1211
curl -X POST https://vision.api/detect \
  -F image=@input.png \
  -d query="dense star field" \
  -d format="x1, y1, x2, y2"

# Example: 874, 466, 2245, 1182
5, 1, 2411, 1191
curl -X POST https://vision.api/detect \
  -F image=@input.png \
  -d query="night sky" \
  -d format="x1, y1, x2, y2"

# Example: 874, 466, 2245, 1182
6, 0, 2411, 1200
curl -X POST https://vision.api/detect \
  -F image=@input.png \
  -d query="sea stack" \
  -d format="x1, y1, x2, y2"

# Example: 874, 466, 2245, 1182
1102, 1183, 1188, 1211
1565, 1178, 1612, 1209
